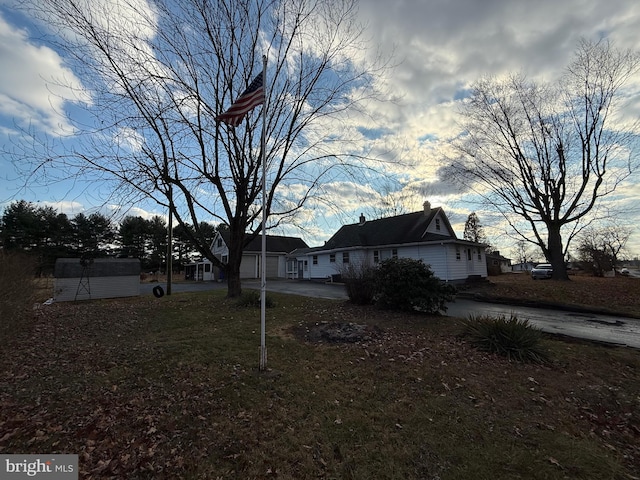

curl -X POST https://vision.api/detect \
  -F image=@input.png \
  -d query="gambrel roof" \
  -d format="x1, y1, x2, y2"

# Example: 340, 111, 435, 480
323, 207, 456, 250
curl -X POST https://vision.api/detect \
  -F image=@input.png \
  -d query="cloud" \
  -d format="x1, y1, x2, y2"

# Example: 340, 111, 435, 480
0, 12, 88, 136
2, 0, 640, 260
39, 200, 85, 214
107, 204, 166, 222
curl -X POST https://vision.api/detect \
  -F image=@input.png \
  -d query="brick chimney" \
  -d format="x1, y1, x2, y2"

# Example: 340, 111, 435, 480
423, 201, 431, 216
359, 213, 366, 225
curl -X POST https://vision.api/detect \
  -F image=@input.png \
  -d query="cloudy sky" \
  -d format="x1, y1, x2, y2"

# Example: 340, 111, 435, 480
1, 0, 639, 259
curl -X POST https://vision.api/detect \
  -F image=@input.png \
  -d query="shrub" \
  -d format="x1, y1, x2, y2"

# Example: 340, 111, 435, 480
0, 252, 37, 344
373, 258, 456, 314
339, 262, 377, 305
235, 289, 275, 309
461, 314, 550, 363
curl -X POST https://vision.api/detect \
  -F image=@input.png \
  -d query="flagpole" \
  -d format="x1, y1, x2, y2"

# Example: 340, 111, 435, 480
259, 54, 268, 371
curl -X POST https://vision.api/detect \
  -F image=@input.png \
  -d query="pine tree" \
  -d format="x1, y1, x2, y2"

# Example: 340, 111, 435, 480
463, 212, 487, 244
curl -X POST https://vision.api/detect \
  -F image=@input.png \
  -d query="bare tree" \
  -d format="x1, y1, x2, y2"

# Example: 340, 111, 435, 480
14, 0, 387, 296
510, 239, 534, 269
576, 224, 632, 275
449, 40, 640, 280
365, 179, 414, 220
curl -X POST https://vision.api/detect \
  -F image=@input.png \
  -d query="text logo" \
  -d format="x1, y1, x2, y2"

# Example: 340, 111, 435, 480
1, 455, 77, 479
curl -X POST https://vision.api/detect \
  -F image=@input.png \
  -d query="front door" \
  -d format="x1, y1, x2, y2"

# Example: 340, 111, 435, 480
297, 260, 304, 279
466, 248, 475, 274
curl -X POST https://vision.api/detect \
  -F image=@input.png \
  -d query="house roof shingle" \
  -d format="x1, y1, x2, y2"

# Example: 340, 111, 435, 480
219, 231, 308, 253
245, 235, 309, 253
323, 208, 455, 249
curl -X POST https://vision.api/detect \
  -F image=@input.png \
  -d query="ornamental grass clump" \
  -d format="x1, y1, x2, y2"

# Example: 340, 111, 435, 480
462, 314, 550, 364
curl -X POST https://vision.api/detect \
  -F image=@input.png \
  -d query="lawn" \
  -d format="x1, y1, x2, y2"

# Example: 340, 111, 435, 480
1, 284, 639, 479
464, 272, 640, 318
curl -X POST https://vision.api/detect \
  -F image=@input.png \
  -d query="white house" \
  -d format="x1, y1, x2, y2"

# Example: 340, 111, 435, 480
185, 231, 308, 281
288, 202, 488, 283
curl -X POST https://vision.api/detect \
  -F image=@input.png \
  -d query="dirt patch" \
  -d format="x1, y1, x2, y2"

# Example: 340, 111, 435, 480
291, 321, 381, 344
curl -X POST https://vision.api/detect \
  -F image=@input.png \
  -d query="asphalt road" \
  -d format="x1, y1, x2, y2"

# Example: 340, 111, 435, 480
142, 279, 640, 349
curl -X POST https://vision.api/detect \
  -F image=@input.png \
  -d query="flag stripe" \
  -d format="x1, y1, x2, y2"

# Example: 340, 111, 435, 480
216, 72, 264, 127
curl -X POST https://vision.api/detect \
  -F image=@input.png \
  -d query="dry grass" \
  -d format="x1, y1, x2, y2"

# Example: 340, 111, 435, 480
1, 289, 639, 479
0, 253, 37, 343
466, 272, 640, 317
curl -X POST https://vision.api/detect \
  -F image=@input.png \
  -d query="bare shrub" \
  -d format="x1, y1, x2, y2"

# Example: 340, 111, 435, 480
338, 262, 377, 305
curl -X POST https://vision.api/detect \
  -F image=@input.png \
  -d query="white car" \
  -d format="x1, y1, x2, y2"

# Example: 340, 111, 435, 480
531, 263, 553, 279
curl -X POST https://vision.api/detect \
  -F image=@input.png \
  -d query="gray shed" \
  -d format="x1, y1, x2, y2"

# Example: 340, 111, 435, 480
54, 258, 141, 302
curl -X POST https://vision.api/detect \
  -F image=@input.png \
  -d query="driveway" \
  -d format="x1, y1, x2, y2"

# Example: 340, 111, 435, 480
446, 298, 640, 349
142, 279, 640, 349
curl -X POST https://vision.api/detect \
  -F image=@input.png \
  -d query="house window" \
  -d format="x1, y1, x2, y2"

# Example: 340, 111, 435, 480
455, 247, 461, 260
205, 264, 211, 272
217, 238, 223, 247
392, 248, 398, 259
477, 249, 482, 261
313, 255, 318, 265
342, 252, 350, 264
435, 218, 441, 231
221, 255, 228, 263
373, 250, 379, 263
330, 253, 336, 263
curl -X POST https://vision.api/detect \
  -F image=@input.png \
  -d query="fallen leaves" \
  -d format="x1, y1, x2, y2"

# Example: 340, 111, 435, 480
1, 293, 639, 478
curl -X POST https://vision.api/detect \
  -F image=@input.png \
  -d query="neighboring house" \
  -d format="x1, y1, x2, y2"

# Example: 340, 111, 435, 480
54, 258, 140, 301
512, 261, 535, 272
485, 250, 512, 275
185, 232, 308, 281
288, 202, 488, 283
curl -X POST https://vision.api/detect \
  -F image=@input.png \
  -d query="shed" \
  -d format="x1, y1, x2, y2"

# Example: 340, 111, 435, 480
54, 258, 141, 302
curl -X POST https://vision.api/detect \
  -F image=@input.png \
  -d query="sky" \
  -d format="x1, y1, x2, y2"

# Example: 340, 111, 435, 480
1, 0, 639, 261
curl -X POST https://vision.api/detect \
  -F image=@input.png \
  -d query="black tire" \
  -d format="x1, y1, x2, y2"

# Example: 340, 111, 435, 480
153, 285, 165, 298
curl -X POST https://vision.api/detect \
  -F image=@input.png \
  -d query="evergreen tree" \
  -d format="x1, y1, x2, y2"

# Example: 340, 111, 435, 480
463, 212, 487, 245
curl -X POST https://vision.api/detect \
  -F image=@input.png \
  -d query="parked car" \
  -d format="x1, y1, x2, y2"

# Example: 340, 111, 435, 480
531, 263, 553, 279
620, 268, 630, 276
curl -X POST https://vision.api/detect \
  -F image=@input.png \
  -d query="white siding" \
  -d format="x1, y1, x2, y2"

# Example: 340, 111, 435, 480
54, 276, 140, 302
211, 233, 229, 258
305, 242, 487, 282
305, 253, 338, 279
424, 212, 450, 236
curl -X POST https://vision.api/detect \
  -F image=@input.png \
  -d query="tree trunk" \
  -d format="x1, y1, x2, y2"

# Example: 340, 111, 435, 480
225, 223, 245, 298
226, 261, 242, 298
547, 224, 569, 280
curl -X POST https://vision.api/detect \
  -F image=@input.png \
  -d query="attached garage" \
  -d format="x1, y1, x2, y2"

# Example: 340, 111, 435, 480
238, 254, 281, 279
54, 258, 140, 302
266, 256, 278, 278
239, 254, 257, 278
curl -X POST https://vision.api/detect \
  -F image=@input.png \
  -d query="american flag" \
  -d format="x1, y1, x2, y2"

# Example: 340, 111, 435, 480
216, 72, 264, 127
